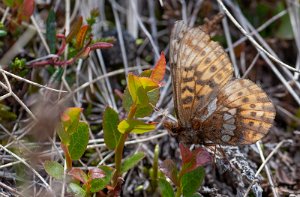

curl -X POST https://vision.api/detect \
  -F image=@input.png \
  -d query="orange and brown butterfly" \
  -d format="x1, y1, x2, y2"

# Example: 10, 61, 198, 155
163, 20, 276, 146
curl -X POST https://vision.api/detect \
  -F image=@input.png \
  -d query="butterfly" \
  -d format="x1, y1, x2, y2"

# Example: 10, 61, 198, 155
163, 20, 276, 146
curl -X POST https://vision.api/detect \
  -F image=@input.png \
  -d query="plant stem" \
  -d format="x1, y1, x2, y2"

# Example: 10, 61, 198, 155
112, 104, 137, 187
175, 186, 181, 197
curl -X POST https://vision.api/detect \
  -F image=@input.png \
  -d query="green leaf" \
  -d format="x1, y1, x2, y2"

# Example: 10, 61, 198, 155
90, 166, 113, 192
44, 160, 64, 180
128, 73, 148, 106
0, 29, 7, 37
140, 69, 152, 77
123, 87, 160, 118
158, 178, 175, 197
68, 182, 86, 197
135, 88, 160, 118
3, 0, 14, 7
139, 77, 159, 92
181, 167, 205, 197
135, 103, 153, 118
0, 104, 17, 121
121, 152, 145, 173
103, 107, 121, 150
46, 10, 56, 54
118, 119, 156, 134
57, 122, 70, 145
69, 121, 89, 160
122, 87, 132, 113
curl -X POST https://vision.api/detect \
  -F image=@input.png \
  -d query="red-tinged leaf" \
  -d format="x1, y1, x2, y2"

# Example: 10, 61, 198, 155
150, 52, 166, 83
160, 159, 179, 186
90, 42, 113, 50
88, 168, 105, 179
62, 107, 82, 123
139, 77, 159, 92
66, 16, 83, 43
76, 25, 89, 49
180, 144, 211, 174
79, 47, 91, 59
21, 0, 34, 19
68, 168, 88, 184
61, 107, 82, 131
90, 166, 113, 193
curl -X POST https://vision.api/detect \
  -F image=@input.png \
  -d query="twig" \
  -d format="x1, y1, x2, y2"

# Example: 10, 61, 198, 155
217, 0, 300, 73
0, 68, 67, 93
0, 181, 25, 197
0, 145, 53, 193
30, 15, 50, 54
110, 0, 130, 77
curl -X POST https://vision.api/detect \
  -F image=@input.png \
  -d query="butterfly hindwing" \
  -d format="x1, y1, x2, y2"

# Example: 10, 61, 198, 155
200, 79, 275, 145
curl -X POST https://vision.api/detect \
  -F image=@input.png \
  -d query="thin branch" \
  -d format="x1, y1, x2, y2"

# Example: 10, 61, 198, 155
217, 0, 300, 73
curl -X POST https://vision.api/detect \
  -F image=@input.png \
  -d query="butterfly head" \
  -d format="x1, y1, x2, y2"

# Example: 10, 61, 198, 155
163, 120, 200, 144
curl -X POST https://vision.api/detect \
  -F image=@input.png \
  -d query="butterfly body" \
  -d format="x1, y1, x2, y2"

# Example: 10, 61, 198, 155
164, 20, 276, 146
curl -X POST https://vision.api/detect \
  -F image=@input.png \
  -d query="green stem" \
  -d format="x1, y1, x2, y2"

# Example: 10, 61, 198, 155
112, 104, 137, 187
175, 186, 181, 197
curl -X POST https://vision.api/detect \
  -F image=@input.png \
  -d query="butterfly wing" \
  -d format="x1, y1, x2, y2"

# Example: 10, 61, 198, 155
199, 79, 275, 145
170, 20, 233, 127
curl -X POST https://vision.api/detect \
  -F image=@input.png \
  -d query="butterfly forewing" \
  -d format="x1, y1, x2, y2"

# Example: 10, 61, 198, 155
170, 21, 191, 126
170, 21, 233, 127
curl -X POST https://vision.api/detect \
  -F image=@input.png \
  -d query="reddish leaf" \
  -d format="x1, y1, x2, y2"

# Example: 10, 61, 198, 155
76, 25, 89, 49
88, 168, 105, 179
23, 0, 34, 17
150, 52, 166, 83
68, 168, 88, 184
66, 16, 83, 43
160, 159, 179, 186
17, 0, 34, 22
90, 42, 113, 50
79, 47, 91, 59
180, 143, 211, 174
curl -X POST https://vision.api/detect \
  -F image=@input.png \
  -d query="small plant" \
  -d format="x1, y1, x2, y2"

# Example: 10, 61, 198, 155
159, 144, 212, 197
44, 53, 167, 196
31, 14, 113, 68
